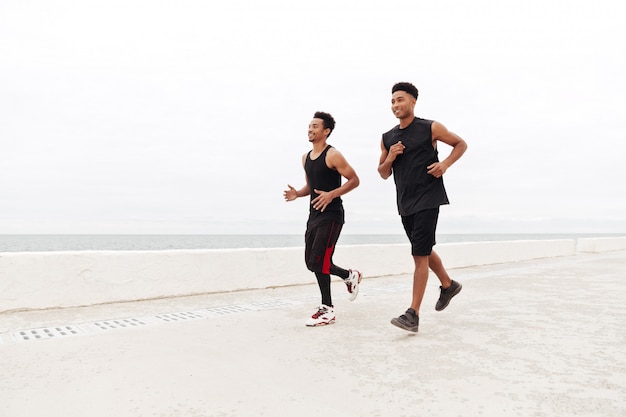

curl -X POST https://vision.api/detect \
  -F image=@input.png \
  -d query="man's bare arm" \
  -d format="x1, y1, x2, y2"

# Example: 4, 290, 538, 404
283, 153, 311, 201
311, 148, 359, 212
427, 121, 468, 178
378, 139, 405, 179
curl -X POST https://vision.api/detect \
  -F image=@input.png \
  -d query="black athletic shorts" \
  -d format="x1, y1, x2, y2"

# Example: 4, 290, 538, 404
304, 217, 343, 274
401, 208, 439, 256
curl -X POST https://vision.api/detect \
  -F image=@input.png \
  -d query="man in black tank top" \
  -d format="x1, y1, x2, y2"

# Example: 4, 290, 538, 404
284, 111, 362, 327
378, 82, 468, 333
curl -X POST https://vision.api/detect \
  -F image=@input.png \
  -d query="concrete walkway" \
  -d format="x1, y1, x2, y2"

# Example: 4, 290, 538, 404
1, 250, 625, 417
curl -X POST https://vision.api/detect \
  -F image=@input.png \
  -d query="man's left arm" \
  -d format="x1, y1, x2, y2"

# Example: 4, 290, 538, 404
427, 121, 468, 178
311, 149, 360, 212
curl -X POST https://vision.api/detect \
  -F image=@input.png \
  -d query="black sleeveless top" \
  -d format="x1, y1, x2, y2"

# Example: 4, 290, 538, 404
382, 117, 449, 216
304, 145, 344, 223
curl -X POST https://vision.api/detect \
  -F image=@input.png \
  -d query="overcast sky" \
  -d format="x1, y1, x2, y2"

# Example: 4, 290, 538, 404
1, 0, 625, 235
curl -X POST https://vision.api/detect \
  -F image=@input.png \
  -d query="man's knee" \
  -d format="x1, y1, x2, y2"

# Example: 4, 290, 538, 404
306, 255, 323, 273
413, 254, 430, 265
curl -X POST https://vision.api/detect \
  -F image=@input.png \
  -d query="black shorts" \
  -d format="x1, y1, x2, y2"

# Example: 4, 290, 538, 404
401, 208, 439, 256
304, 217, 343, 274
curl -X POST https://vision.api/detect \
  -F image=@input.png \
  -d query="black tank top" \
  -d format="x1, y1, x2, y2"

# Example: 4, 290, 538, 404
304, 145, 344, 222
382, 117, 449, 216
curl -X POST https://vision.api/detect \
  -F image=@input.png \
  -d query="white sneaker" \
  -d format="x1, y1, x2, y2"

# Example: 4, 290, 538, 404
344, 269, 362, 301
305, 305, 335, 327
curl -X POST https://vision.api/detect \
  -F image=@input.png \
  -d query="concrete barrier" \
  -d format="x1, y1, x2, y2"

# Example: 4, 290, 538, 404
576, 236, 626, 253
0, 238, 617, 313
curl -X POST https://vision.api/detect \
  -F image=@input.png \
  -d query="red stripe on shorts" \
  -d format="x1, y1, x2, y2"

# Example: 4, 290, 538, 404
322, 221, 335, 274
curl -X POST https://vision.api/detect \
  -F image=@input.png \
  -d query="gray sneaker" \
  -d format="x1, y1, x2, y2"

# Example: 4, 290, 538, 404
390, 308, 419, 332
435, 280, 462, 311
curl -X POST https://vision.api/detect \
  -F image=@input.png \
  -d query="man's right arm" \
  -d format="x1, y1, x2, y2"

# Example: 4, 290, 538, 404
378, 139, 404, 179
283, 153, 311, 201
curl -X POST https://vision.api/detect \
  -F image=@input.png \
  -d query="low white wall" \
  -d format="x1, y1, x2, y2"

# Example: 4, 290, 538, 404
577, 237, 626, 253
0, 238, 618, 313
332, 239, 578, 276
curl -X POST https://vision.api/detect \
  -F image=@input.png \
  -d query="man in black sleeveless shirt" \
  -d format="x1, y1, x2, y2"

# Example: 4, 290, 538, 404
378, 82, 468, 332
284, 111, 362, 327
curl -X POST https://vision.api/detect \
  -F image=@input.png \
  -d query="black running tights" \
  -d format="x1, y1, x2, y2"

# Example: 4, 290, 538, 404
315, 266, 349, 307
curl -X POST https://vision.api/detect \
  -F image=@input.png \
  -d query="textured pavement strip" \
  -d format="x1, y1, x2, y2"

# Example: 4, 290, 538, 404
0, 281, 413, 345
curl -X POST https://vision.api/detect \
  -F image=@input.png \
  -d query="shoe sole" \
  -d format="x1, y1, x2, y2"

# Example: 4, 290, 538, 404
390, 318, 418, 332
306, 319, 336, 327
435, 283, 463, 311
347, 271, 362, 302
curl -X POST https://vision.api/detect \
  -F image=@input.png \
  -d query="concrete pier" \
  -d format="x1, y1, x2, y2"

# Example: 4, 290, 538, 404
0, 239, 625, 416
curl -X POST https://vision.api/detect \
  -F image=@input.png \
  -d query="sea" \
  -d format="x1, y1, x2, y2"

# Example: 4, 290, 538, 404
0, 233, 623, 253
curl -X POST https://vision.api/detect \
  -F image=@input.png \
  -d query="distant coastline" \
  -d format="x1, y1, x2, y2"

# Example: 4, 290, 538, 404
1, 233, 624, 253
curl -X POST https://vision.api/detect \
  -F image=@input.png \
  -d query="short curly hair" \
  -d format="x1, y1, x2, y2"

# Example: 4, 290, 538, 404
313, 111, 336, 137
392, 82, 418, 100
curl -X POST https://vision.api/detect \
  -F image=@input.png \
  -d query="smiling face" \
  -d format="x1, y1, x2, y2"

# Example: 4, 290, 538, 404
308, 118, 330, 143
391, 90, 416, 121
